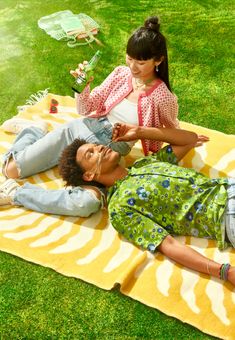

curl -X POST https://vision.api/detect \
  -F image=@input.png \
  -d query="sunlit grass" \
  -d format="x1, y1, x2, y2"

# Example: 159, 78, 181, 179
0, 0, 233, 338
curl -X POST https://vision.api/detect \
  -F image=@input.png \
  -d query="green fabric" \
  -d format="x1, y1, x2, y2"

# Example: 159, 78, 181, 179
108, 146, 228, 252
60, 17, 85, 35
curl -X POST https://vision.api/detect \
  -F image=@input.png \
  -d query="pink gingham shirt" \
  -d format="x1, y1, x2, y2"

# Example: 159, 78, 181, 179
76, 66, 179, 155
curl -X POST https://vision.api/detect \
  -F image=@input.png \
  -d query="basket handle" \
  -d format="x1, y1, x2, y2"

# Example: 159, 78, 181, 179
67, 32, 95, 48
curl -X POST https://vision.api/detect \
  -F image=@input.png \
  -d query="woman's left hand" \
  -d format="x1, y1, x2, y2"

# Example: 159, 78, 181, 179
112, 123, 139, 142
195, 134, 210, 147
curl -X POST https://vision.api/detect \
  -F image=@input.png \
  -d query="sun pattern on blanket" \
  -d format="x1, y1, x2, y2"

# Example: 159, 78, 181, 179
0, 93, 235, 340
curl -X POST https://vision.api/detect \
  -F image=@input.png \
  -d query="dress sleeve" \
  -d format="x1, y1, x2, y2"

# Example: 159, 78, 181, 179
158, 91, 180, 128
109, 206, 169, 252
151, 145, 178, 164
75, 67, 121, 116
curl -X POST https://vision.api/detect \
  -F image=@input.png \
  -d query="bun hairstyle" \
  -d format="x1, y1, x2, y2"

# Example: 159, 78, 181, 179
144, 16, 160, 32
126, 16, 172, 91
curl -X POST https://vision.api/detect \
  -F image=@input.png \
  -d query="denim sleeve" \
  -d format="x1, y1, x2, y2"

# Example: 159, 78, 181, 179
14, 183, 101, 217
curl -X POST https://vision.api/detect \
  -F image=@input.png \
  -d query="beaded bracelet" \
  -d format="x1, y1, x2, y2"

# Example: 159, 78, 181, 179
219, 263, 231, 281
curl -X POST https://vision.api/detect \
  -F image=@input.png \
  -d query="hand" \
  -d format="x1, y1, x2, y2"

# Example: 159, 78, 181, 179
70, 61, 94, 84
112, 123, 139, 142
195, 134, 209, 147
70, 61, 88, 79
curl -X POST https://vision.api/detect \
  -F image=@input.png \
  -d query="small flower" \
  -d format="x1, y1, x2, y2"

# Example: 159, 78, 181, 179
165, 224, 173, 232
127, 198, 136, 206
147, 243, 156, 252
162, 180, 170, 188
140, 192, 150, 201
191, 228, 199, 237
147, 212, 153, 218
186, 212, 194, 221
166, 145, 172, 153
194, 201, 203, 212
126, 212, 133, 218
136, 187, 150, 201
136, 187, 145, 195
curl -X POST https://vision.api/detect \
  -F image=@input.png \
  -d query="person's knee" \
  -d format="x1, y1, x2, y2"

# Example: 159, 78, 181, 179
5, 159, 20, 179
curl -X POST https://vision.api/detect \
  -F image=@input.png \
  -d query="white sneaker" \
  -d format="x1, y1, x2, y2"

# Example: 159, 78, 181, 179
2, 118, 48, 134
0, 179, 20, 205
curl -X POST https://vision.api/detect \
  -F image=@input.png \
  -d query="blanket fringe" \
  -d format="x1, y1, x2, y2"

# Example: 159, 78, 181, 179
17, 88, 50, 112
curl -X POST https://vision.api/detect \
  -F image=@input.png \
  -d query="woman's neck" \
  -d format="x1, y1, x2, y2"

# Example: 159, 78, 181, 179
132, 76, 158, 91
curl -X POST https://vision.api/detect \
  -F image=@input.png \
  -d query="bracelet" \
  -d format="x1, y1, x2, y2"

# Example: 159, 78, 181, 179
206, 259, 211, 275
219, 263, 231, 281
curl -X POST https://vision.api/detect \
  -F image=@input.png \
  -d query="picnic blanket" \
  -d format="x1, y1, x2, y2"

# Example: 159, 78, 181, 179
0, 93, 235, 340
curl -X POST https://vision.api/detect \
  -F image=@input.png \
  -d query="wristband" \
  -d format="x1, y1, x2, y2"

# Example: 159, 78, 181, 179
219, 263, 231, 281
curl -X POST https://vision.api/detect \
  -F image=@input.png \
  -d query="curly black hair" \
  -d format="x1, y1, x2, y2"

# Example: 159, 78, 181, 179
58, 138, 88, 187
58, 138, 104, 188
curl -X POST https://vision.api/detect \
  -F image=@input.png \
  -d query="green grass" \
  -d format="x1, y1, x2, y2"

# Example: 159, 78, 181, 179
0, 0, 234, 338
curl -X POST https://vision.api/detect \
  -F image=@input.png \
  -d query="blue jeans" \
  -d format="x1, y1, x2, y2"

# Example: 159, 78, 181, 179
3, 117, 131, 216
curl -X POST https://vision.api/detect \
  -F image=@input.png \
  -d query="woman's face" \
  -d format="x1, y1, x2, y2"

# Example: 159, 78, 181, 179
126, 54, 160, 81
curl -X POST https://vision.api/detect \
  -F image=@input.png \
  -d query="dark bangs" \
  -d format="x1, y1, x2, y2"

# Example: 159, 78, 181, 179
126, 30, 157, 60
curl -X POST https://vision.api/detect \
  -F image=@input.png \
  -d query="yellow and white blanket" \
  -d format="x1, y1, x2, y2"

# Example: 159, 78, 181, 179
0, 93, 235, 340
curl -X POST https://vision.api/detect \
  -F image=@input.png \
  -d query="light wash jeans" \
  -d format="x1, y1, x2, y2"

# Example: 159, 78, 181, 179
2, 117, 131, 217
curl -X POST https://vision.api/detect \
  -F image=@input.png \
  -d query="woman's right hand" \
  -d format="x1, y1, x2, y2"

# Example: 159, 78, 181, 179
70, 61, 94, 84
70, 61, 88, 79
70, 61, 94, 83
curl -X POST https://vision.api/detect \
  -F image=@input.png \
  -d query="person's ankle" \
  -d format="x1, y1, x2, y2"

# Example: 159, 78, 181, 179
3, 160, 19, 179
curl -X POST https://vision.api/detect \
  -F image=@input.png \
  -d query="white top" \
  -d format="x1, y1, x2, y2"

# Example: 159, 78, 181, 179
108, 98, 138, 126
107, 98, 138, 148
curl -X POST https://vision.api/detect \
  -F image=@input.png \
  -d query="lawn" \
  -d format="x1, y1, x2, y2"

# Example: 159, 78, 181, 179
0, 0, 234, 339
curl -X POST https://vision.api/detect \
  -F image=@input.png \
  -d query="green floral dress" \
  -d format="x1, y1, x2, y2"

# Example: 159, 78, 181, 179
108, 145, 229, 252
